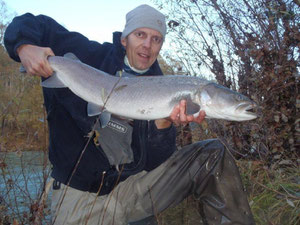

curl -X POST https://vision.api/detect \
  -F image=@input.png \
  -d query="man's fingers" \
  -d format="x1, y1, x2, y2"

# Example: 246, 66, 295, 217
42, 58, 53, 77
186, 115, 194, 122
18, 45, 55, 78
179, 100, 187, 122
44, 47, 55, 57
26, 60, 50, 77
42, 48, 54, 77
170, 104, 180, 121
40, 65, 52, 77
27, 58, 52, 77
194, 110, 206, 124
169, 100, 206, 125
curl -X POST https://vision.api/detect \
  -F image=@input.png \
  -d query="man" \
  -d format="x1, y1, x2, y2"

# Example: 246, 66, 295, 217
4, 4, 255, 225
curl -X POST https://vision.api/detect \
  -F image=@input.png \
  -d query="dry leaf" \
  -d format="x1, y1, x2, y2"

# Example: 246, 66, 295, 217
286, 199, 295, 208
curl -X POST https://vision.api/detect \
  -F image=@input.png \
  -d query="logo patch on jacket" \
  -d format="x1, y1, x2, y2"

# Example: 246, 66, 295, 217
107, 120, 127, 133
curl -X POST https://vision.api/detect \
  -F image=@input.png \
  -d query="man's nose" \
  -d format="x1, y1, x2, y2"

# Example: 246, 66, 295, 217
143, 37, 151, 48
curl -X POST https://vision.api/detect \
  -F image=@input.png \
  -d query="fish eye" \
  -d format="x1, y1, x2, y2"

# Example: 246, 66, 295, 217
235, 94, 244, 101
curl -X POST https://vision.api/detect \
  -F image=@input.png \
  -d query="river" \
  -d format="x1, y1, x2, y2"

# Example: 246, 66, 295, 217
0, 151, 162, 225
0, 151, 51, 224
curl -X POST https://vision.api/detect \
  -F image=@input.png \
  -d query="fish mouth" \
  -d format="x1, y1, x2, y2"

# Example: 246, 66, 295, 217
236, 102, 258, 118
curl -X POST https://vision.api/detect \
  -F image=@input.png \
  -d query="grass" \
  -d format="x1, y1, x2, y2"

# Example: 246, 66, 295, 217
0, 78, 299, 224
239, 160, 300, 225
1, 124, 299, 224
157, 160, 300, 225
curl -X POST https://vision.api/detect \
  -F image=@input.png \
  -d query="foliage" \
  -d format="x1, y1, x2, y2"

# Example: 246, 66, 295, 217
154, 0, 299, 162
0, 0, 15, 45
157, 159, 300, 225
238, 160, 300, 225
0, 0, 299, 224
155, 0, 300, 224
0, 45, 47, 152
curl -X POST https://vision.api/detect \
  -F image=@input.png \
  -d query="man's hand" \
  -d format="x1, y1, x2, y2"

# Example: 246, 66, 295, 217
155, 100, 206, 129
17, 44, 55, 77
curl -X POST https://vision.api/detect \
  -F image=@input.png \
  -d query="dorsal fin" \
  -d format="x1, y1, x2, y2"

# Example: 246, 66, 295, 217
64, 52, 81, 62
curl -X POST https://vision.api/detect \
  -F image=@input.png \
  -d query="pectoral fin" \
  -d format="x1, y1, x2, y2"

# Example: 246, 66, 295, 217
93, 111, 111, 128
41, 73, 67, 88
19, 65, 26, 73
186, 98, 200, 115
99, 111, 111, 128
87, 102, 103, 116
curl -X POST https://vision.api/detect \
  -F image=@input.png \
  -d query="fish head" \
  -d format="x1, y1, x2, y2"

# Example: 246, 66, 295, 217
199, 83, 257, 121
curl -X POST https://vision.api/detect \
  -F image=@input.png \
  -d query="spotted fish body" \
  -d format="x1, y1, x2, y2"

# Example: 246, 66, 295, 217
41, 54, 257, 122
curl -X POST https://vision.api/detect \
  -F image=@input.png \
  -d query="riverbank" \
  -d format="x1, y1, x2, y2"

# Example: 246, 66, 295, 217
0, 149, 299, 224
0, 111, 48, 152
0, 133, 47, 152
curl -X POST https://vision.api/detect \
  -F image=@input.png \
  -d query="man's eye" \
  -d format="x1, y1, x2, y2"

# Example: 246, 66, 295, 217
152, 36, 162, 44
136, 32, 144, 37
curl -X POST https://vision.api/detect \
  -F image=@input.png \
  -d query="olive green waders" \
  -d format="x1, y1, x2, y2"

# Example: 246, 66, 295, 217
51, 139, 255, 225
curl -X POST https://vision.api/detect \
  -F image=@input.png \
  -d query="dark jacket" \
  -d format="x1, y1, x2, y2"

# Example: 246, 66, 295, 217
4, 13, 177, 195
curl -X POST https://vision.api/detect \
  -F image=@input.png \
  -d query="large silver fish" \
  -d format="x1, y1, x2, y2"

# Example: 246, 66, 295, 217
38, 54, 257, 122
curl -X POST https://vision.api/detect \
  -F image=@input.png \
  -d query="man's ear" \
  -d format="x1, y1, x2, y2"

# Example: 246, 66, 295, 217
121, 38, 127, 47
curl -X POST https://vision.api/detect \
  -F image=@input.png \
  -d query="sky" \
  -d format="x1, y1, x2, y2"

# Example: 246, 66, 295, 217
4, 0, 159, 44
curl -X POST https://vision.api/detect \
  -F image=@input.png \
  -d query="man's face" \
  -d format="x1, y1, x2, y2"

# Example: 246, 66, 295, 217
121, 28, 163, 70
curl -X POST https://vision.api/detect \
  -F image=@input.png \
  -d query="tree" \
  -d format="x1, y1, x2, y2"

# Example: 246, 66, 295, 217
0, 0, 15, 45
155, 0, 300, 160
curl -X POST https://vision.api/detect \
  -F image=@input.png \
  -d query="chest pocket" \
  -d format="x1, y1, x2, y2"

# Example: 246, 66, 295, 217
95, 116, 134, 166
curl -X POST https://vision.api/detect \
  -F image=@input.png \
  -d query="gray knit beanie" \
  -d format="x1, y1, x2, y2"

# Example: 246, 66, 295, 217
121, 4, 166, 40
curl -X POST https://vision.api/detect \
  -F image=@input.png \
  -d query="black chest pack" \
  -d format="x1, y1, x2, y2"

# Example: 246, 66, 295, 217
94, 115, 134, 167
92, 70, 147, 168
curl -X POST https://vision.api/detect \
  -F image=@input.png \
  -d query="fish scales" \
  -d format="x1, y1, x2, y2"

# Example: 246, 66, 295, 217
106, 76, 208, 119
41, 55, 257, 121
